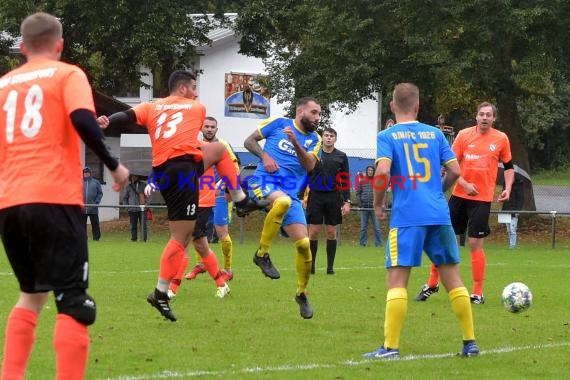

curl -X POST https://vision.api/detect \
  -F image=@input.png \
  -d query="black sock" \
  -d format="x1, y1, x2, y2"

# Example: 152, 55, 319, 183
326, 239, 337, 271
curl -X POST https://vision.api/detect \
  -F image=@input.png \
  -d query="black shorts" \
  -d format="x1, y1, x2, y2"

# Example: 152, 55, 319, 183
306, 191, 343, 226
0, 204, 89, 293
193, 207, 213, 240
448, 195, 491, 238
154, 155, 204, 221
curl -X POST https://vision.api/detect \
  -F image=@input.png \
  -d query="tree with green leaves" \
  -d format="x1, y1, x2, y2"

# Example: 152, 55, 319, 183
235, 0, 570, 172
0, 0, 245, 95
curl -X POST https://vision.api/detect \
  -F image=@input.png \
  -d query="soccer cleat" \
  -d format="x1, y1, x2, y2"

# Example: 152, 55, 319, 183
295, 292, 314, 319
470, 294, 485, 304
216, 283, 231, 298
147, 289, 177, 322
414, 283, 439, 301
326, 269, 335, 275
235, 197, 270, 217
253, 252, 280, 279
461, 341, 480, 357
362, 346, 400, 359
220, 269, 234, 282
185, 263, 206, 280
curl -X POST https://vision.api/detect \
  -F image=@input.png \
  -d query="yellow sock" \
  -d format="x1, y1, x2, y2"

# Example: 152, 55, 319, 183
449, 287, 475, 341
384, 288, 408, 350
295, 237, 311, 294
258, 196, 291, 256
221, 234, 233, 270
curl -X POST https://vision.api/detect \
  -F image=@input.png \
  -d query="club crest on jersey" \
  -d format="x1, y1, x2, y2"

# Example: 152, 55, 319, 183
489, 143, 496, 152
304, 140, 313, 149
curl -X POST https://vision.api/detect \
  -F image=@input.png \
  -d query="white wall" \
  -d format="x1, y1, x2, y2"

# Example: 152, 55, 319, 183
196, 36, 379, 155
196, 37, 286, 151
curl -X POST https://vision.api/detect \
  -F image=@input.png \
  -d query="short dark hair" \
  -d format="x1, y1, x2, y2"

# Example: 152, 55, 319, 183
323, 127, 337, 137
204, 116, 217, 124
168, 70, 196, 93
296, 97, 319, 108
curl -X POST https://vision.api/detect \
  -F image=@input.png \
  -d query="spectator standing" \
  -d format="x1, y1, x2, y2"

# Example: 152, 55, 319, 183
123, 174, 149, 242
83, 167, 103, 241
501, 175, 524, 249
356, 165, 382, 247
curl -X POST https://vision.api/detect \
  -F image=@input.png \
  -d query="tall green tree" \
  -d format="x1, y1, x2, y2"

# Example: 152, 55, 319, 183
0, 0, 240, 94
236, 0, 570, 171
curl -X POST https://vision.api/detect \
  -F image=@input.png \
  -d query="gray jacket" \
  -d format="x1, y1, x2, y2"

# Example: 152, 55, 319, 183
356, 175, 375, 209
123, 181, 148, 212
83, 177, 103, 214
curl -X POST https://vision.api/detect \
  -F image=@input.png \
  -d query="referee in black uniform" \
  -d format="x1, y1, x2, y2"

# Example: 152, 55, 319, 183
305, 127, 351, 275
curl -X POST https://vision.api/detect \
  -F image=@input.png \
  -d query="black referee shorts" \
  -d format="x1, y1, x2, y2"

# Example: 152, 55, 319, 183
306, 191, 343, 226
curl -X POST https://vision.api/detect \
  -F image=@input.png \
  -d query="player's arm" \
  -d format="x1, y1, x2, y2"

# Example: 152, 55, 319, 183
442, 159, 460, 192
283, 127, 318, 172
498, 160, 515, 202
373, 158, 390, 220
340, 153, 351, 204
244, 129, 279, 173
97, 109, 137, 128
70, 109, 129, 191
244, 129, 264, 158
71, 109, 119, 170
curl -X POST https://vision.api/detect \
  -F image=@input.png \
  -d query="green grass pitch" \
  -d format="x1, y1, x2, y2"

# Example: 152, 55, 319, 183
0, 231, 569, 379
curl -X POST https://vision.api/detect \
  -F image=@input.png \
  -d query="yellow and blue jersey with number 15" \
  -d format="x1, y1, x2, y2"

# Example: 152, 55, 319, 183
376, 121, 457, 228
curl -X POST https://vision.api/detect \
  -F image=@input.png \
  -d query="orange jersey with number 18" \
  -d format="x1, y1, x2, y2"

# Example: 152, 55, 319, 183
0, 57, 96, 209
133, 96, 206, 167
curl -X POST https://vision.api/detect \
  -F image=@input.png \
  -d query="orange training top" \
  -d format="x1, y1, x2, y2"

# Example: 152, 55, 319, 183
197, 140, 215, 207
133, 96, 206, 167
451, 126, 512, 202
0, 57, 95, 209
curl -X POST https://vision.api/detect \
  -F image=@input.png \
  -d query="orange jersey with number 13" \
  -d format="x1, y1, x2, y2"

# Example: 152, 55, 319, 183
133, 97, 206, 167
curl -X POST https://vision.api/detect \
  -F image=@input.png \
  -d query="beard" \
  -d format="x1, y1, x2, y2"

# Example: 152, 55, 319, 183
301, 116, 317, 133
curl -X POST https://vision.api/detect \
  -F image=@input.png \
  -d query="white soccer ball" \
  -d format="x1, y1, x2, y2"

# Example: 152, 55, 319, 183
501, 282, 532, 313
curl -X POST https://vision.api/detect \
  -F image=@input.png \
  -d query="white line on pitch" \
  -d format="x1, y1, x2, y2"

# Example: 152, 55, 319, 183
95, 341, 570, 380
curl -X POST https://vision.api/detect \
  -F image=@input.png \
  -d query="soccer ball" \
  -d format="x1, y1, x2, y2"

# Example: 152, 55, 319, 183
501, 282, 532, 313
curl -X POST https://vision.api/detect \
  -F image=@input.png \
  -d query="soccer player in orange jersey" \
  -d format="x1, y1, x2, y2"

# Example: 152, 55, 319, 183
168, 140, 231, 299
186, 116, 238, 282
0, 12, 129, 380
98, 70, 266, 322
415, 102, 514, 304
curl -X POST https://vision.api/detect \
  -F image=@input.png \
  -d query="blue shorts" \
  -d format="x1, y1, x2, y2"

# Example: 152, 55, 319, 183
385, 225, 459, 268
247, 179, 306, 227
213, 190, 231, 226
